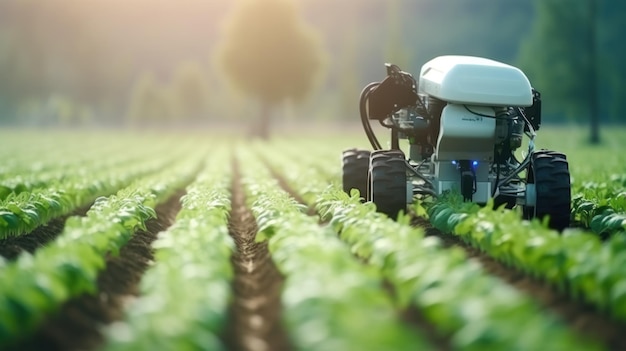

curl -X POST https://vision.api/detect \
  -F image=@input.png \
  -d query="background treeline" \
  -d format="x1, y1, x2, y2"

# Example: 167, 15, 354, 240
0, 0, 623, 127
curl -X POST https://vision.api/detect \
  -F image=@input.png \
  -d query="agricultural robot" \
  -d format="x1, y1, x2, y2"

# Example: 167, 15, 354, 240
342, 55, 571, 231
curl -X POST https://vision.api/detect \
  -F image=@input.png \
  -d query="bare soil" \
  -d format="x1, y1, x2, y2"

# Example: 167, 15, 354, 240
7, 190, 185, 351
7, 157, 623, 350
382, 279, 453, 351
0, 204, 91, 260
266, 164, 453, 350
222, 160, 292, 351
411, 215, 626, 351
259, 156, 316, 216
268, 160, 626, 350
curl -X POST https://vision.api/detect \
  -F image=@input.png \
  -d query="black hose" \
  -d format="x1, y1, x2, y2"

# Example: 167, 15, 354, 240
359, 82, 382, 150
492, 162, 500, 197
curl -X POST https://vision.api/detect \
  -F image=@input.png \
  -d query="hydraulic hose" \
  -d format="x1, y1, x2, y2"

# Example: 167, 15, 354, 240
359, 82, 382, 150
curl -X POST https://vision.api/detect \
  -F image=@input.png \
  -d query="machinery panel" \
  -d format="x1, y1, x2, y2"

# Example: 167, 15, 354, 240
435, 104, 496, 162
438, 181, 492, 203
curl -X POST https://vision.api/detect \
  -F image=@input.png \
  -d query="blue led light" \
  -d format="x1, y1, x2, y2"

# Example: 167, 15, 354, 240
452, 160, 457, 165
472, 161, 478, 167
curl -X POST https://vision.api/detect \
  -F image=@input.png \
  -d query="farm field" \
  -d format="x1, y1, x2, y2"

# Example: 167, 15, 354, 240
1, 126, 625, 351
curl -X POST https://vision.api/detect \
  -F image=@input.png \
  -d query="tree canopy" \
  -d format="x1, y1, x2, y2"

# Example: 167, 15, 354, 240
519, 0, 626, 126
216, 0, 326, 106
518, 1, 591, 122
1, 0, 625, 129
171, 61, 211, 122
127, 72, 172, 126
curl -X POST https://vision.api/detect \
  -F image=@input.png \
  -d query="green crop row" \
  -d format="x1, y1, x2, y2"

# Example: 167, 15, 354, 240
258, 147, 602, 351
0, 155, 200, 347
0, 132, 120, 177
426, 192, 626, 322
239, 147, 432, 351
103, 151, 234, 351
258, 138, 341, 203
319, 191, 600, 350
572, 176, 626, 210
571, 175, 626, 238
0, 132, 185, 183
271, 137, 345, 180
572, 195, 626, 237
0, 141, 177, 197
572, 192, 626, 237
0, 147, 191, 239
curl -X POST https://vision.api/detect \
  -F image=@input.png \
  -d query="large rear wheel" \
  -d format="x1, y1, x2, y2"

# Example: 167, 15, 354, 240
524, 150, 571, 231
368, 149, 407, 219
342, 149, 371, 201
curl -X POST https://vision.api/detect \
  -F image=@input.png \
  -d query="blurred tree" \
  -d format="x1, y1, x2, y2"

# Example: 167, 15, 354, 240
516, 0, 626, 142
518, 1, 590, 123
599, 1, 626, 125
388, 0, 533, 73
15, 99, 45, 126
46, 96, 94, 127
0, 0, 231, 125
587, 0, 599, 144
14, 95, 93, 127
337, 9, 360, 121
127, 72, 173, 126
215, 0, 326, 139
48, 96, 76, 126
171, 60, 211, 123
384, 0, 411, 69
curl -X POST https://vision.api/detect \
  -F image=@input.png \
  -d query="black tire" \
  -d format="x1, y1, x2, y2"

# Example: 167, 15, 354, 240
368, 149, 407, 219
524, 150, 571, 231
342, 149, 371, 200
493, 194, 516, 209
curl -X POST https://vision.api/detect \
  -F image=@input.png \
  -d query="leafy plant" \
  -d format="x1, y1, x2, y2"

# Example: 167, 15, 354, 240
259, 145, 600, 350
240, 148, 431, 351
314, 186, 601, 351
427, 192, 626, 322
103, 152, 233, 351
0, 155, 200, 346
0, 146, 191, 239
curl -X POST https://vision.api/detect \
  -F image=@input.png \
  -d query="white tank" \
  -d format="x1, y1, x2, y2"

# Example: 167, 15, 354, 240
418, 55, 533, 107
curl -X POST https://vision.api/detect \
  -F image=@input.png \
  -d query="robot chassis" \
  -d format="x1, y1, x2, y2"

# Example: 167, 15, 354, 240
342, 56, 571, 231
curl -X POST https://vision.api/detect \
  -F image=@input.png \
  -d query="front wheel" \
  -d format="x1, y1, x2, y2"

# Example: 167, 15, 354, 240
368, 149, 407, 219
342, 149, 370, 201
524, 150, 571, 231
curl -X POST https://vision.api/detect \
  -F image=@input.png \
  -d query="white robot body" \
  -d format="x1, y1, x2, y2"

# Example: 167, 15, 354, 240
419, 55, 533, 107
348, 55, 571, 231
433, 104, 496, 202
417, 56, 534, 201
435, 104, 496, 162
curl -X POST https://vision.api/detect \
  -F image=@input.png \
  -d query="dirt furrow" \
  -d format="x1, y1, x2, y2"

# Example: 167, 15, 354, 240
410, 215, 626, 351
222, 160, 292, 351
265, 163, 453, 350
0, 204, 91, 260
257, 155, 316, 217
8, 190, 185, 351
380, 279, 452, 351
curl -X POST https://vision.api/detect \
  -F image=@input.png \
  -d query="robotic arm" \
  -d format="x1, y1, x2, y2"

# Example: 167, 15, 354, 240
360, 64, 431, 151
366, 64, 419, 120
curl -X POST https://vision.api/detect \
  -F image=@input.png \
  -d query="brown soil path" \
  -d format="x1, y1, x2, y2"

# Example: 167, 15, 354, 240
0, 204, 91, 260
264, 158, 626, 350
264, 162, 452, 350
7, 190, 185, 351
222, 160, 292, 351
410, 215, 626, 351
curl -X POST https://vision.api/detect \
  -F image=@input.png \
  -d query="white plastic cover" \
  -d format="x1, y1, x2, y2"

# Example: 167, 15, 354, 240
435, 104, 496, 161
419, 55, 533, 107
